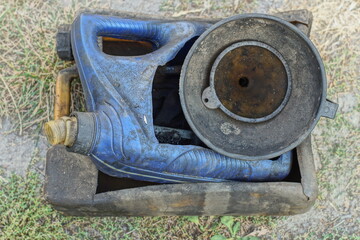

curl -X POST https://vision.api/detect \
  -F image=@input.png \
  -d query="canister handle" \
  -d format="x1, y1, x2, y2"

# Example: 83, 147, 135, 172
71, 13, 199, 64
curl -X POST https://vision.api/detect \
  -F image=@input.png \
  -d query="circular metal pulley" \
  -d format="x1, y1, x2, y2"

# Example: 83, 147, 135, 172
180, 14, 330, 160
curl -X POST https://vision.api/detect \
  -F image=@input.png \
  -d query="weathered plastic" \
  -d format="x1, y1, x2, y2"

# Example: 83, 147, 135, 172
44, 10, 318, 216
67, 13, 293, 183
45, 136, 317, 216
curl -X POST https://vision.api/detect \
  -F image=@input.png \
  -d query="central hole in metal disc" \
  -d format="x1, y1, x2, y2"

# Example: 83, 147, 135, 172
239, 77, 249, 87
213, 44, 289, 120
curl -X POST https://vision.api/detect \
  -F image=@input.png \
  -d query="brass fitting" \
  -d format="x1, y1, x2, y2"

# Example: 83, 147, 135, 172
44, 116, 77, 146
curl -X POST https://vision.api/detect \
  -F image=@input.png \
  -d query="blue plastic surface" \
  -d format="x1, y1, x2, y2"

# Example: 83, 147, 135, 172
70, 13, 292, 183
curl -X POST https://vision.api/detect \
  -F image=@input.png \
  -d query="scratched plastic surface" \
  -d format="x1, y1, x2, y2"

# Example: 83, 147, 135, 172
70, 13, 292, 183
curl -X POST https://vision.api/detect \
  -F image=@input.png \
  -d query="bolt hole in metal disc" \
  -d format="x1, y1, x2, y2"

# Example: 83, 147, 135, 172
238, 77, 249, 87
209, 41, 291, 123
179, 14, 327, 160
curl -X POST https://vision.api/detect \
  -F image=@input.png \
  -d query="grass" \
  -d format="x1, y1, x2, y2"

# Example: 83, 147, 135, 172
0, 0, 359, 239
0, 0, 90, 135
0, 169, 135, 239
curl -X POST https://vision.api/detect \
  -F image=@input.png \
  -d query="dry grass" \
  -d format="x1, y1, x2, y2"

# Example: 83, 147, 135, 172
0, 0, 359, 239
0, 0, 99, 135
268, 1, 360, 238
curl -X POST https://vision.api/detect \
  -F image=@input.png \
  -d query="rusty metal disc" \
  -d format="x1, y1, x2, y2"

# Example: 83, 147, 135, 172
180, 14, 328, 160
204, 41, 291, 123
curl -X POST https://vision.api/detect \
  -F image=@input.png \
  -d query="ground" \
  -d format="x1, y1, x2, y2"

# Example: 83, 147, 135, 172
0, 0, 359, 239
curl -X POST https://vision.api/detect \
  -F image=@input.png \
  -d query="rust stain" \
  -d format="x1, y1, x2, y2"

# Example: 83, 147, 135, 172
214, 45, 288, 119
250, 193, 262, 198
169, 198, 195, 208
147, 203, 159, 211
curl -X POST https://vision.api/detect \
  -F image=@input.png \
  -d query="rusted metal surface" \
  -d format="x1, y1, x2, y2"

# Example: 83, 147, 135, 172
209, 41, 290, 122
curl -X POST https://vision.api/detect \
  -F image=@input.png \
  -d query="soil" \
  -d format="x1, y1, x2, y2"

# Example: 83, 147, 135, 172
0, 118, 48, 176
